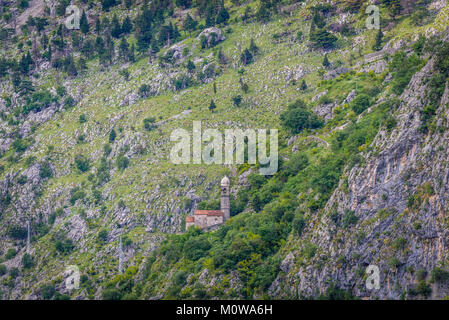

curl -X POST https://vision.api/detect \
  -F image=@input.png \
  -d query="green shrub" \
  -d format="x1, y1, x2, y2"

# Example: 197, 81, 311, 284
292, 215, 306, 236
5, 248, 17, 260
388, 257, 401, 269
9, 267, 19, 279
70, 187, 86, 205
430, 268, 449, 283
39, 161, 52, 178
41, 284, 55, 300
183, 237, 211, 261
74, 154, 90, 172
392, 238, 407, 251
143, 117, 156, 131
22, 253, 34, 269
351, 94, 370, 115
389, 52, 424, 95
7, 225, 27, 240
416, 268, 427, 281
0, 264, 7, 275
98, 229, 108, 242
79, 114, 87, 123
116, 154, 129, 170
54, 238, 74, 254
416, 280, 431, 298
280, 99, 323, 134
173, 270, 188, 287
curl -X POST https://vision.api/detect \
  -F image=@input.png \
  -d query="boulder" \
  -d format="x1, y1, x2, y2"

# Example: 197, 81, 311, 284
198, 27, 225, 47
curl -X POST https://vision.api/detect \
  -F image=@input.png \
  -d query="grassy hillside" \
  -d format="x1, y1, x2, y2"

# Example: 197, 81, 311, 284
0, 0, 448, 299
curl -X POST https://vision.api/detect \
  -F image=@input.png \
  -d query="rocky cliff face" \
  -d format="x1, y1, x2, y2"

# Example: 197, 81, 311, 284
270, 48, 449, 299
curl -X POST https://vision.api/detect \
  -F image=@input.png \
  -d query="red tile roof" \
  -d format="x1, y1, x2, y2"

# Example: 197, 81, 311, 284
194, 210, 223, 216
185, 216, 195, 222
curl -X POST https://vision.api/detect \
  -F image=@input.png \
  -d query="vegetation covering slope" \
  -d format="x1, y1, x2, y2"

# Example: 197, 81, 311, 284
0, 0, 449, 299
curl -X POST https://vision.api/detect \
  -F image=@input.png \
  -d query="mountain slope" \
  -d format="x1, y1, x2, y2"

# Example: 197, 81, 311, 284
0, 0, 448, 300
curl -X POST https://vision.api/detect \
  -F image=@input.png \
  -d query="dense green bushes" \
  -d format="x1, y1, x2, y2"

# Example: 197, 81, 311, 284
280, 100, 324, 134
389, 51, 425, 95
7, 225, 27, 240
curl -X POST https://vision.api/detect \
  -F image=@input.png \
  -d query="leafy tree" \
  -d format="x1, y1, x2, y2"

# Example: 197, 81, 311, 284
101, 0, 118, 11
280, 100, 324, 134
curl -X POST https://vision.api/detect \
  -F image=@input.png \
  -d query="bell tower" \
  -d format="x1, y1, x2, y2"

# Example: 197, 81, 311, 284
220, 176, 230, 221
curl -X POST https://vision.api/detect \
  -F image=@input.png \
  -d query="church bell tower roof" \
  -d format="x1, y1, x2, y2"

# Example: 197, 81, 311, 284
221, 176, 230, 187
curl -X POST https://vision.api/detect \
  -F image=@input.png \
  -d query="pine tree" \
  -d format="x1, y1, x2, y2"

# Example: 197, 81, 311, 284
187, 59, 195, 73
124, 0, 133, 9
111, 14, 122, 38
216, 6, 230, 25
184, 13, 197, 36
240, 49, 253, 65
129, 43, 135, 62
242, 6, 251, 22
213, 82, 217, 94
95, 36, 106, 56
300, 79, 307, 91
249, 38, 259, 55
95, 17, 101, 34
109, 129, 117, 142
121, 16, 133, 34
80, 10, 89, 34
209, 99, 217, 112
119, 38, 129, 61
65, 55, 78, 77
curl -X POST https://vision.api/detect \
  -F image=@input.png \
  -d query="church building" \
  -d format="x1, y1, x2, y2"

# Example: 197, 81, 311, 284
185, 176, 230, 231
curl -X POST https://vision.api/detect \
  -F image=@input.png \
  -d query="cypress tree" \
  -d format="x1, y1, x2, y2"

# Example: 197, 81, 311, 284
372, 28, 383, 51
323, 54, 330, 68
209, 99, 217, 112
129, 43, 135, 62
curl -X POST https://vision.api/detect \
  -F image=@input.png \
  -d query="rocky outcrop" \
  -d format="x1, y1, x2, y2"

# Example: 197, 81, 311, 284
197, 27, 225, 47
270, 55, 449, 299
